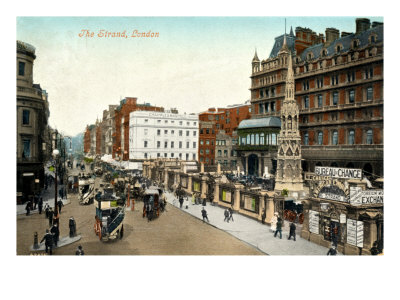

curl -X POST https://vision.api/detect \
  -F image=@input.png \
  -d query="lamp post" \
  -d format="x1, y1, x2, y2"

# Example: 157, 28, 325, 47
52, 148, 60, 226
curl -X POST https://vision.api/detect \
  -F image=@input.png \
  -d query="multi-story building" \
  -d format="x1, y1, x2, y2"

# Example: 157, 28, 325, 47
113, 97, 164, 160
83, 125, 91, 154
250, 18, 383, 178
199, 102, 251, 165
101, 105, 117, 155
129, 111, 198, 161
215, 130, 239, 169
17, 41, 50, 201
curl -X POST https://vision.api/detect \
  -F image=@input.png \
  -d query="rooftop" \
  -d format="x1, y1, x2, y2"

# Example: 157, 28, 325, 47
238, 117, 281, 129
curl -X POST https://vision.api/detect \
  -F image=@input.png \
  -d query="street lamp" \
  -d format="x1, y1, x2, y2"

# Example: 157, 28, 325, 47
52, 148, 60, 226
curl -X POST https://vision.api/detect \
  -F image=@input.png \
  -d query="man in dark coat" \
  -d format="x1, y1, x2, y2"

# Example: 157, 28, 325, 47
48, 208, 54, 227
228, 207, 234, 222
274, 217, 282, 239
327, 245, 337, 255
33, 195, 38, 210
179, 196, 184, 209
69, 217, 76, 237
44, 203, 50, 218
201, 207, 209, 223
40, 229, 54, 255
288, 222, 296, 241
370, 241, 380, 255
224, 209, 230, 222
261, 209, 266, 224
38, 197, 43, 214
25, 201, 31, 216
75, 245, 84, 255
50, 224, 60, 247
57, 199, 64, 214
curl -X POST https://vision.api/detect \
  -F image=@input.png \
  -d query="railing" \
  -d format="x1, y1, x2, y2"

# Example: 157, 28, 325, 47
17, 86, 42, 97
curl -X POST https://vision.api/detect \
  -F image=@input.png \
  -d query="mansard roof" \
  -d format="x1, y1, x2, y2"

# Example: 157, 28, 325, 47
238, 117, 281, 130
269, 33, 296, 58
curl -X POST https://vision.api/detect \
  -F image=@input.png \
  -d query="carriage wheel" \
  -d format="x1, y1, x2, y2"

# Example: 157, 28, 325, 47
299, 213, 304, 224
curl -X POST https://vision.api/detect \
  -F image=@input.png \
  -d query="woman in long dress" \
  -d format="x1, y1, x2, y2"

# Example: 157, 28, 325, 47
270, 212, 278, 232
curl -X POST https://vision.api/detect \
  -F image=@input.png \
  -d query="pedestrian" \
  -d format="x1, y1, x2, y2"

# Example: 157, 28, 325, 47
40, 229, 54, 255
184, 197, 189, 209
327, 244, 337, 256
228, 207, 234, 222
50, 223, 60, 247
288, 222, 296, 241
370, 241, 380, 255
224, 208, 230, 222
75, 245, 84, 255
33, 195, 38, 210
331, 224, 339, 247
270, 212, 278, 233
25, 200, 31, 216
48, 207, 54, 227
57, 199, 64, 214
44, 203, 50, 218
179, 196, 184, 209
38, 197, 43, 214
69, 217, 76, 238
201, 207, 209, 223
274, 217, 282, 239
261, 209, 266, 224
59, 188, 62, 200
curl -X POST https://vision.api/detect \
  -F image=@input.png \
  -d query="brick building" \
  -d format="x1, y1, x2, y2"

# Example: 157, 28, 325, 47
199, 103, 251, 165
250, 18, 383, 178
113, 97, 164, 161
83, 125, 91, 154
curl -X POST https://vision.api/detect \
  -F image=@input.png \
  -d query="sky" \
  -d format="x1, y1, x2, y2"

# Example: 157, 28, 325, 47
17, 16, 384, 136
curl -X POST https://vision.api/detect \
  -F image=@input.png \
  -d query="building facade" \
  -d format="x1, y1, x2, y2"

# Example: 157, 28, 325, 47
215, 130, 238, 169
17, 41, 50, 201
129, 111, 199, 161
101, 105, 117, 155
250, 18, 383, 178
199, 103, 251, 165
113, 97, 164, 160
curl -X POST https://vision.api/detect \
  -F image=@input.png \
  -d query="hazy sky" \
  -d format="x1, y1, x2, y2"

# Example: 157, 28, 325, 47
17, 16, 383, 136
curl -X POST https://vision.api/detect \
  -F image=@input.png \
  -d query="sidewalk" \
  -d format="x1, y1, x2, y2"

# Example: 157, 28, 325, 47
17, 185, 71, 215
165, 192, 340, 255
30, 235, 82, 252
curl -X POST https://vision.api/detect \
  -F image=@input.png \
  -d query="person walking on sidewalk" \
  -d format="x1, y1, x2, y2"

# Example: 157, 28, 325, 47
75, 245, 84, 255
274, 217, 283, 239
38, 197, 43, 214
50, 223, 60, 247
44, 203, 50, 219
327, 244, 337, 256
288, 222, 296, 241
179, 196, 184, 209
25, 200, 31, 216
224, 209, 230, 222
57, 199, 64, 214
228, 207, 234, 222
261, 209, 266, 224
40, 229, 54, 255
69, 217, 76, 237
201, 207, 209, 223
270, 212, 278, 233
33, 195, 38, 210
48, 208, 54, 227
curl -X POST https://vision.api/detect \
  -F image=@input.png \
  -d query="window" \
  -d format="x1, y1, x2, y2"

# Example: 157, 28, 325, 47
193, 131, 197, 136
193, 142, 196, 148
317, 94, 323, 108
186, 153, 189, 160
164, 153, 168, 158
171, 153, 174, 158
22, 139, 30, 158
206, 140, 210, 145
200, 140, 204, 145
260, 90, 264, 98
218, 150, 222, 157
332, 130, 338, 145
19, 61, 25, 76
367, 87, 373, 101
271, 87, 275, 97
157, 141, 160, 148
265, 102, 269, 112
194, 122, 197, 126
206, 129, 210, 134
171, 141, 174, 148
304, 96, 309, 108
317, 77, 324, 88
179, 130, 182, 136
205, 157, 209, 163
241, 137, 246, 145
255, 134, 259, 145
193, 154, 196, 160
187, 122, 190, 126
224, 150, 228, 157
157, 129, 161, 136
157, 153, 160, 158
250, 134, 255, 145
164, 120, 168, 124
157, 120, 161, 123
303, 80, 310, 91
271, 133, 277, 145
164, 141, 168, 148
246, 135, 250, 145
144, 119, 148, 123
303, 116, 309, 124
179, 153, 182, 159
259, 103, 264, 114
187, 142, 189, 148
22, 110, 30, 125
366, 129, 373, 144
171, 130, 174, 135
332, 92, 338, 105
260, 133, 265, 145
164, 130, 168, 135
144, 141, 148, 148
144, 129, 148, 135
179, 121, 183, 125
304, 132, 309, 145
365, 68, 374, 79
347, 71, 355, 82
349, 89, 355, 103
317, 132, 323, 145
144, 153, 148, 159
205, 149, 210, 154
271, 102, 276, 112
179, 141, 182, 148
331, 74, 339, 85
348, 130, 355, 145
200, 149, 204, 155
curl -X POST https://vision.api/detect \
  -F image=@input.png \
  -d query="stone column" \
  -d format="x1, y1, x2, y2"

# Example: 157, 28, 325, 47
265, 195, 275, 224
187, 174, 192, 193
233, 184, 242, 211
214, 179, 220, 204
200, 162, 204, 173
259, 191, 267, 221
217, 163, 221, 175
201, 175, 208, 199
244, 155, 248, 175
258, 155, 262, 177
164, 169, 168, 187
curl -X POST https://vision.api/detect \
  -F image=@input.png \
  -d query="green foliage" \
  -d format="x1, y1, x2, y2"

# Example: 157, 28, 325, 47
84, 157, 94, 163
281, 188, 289, 196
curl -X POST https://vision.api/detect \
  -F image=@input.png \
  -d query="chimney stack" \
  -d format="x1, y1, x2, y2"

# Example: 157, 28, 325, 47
356, 18, 371, 34
325, 28, 339, 45
372, 21, 383, 28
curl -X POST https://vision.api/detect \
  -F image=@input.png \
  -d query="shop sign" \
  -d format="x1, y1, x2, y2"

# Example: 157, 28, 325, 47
309, 210, 320, 234
317, 185, 347, 202
315, 166, 362, 179
349, 188, 384, 205
347, 219, 364, 247
340, 214, 346, 224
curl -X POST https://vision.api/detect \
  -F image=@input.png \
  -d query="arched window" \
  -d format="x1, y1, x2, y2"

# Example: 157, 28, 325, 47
260, 133, 265, 145
271, 133, 277, 145
332, 130, 338, 145
251, 134, 255, 145
366, 129, 373, 144
304, 132, 309, 145
282, 116, 286, 130
348, 129, 355, 145
246, 134, 250, 145
317, 131, 323, 145
255, 134, 259, 145
288, 116, 292, 130
266, 134, 270, 145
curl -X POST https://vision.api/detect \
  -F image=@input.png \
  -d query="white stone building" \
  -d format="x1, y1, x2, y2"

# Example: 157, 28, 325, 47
129, 111, 199, 161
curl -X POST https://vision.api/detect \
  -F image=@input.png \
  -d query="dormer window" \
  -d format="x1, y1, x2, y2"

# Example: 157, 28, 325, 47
369, 33, 377, 44
307, 52, 313, 60
336, 44, 343, 53
352, 39, 359, 49
321, 49, 327, 57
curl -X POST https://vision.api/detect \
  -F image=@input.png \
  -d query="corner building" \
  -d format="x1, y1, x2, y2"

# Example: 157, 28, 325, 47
250, 18, 383, 178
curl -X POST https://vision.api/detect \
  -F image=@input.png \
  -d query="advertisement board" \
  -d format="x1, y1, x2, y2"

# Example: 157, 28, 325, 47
349, 188, 383, 205
315, 166, 362, 179
309, 210, 320, 234
347, 219, 364, 247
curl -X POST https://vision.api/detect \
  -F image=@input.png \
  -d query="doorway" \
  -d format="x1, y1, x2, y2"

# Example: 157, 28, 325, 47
248, 154, 259, 176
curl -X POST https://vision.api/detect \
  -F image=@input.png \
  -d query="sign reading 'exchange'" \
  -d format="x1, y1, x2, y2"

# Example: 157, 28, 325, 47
315, 166, 362, 180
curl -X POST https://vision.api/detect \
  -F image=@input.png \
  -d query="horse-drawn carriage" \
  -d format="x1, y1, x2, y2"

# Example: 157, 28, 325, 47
142, 186, 166, 221
78, 175, 95, 205
93, 188, 125, 241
